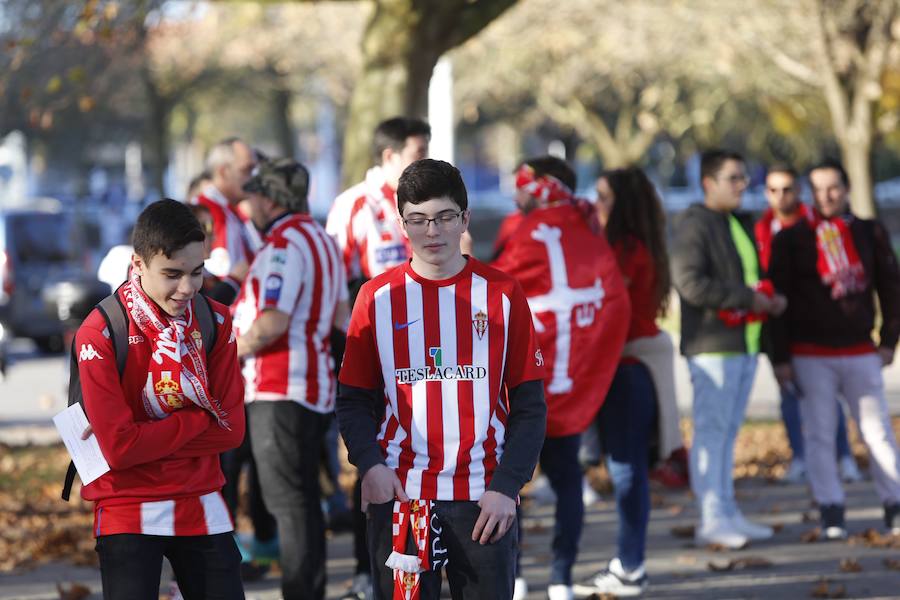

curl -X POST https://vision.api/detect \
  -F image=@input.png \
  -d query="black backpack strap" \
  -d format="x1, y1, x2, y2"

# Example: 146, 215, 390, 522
62, 293, 129, 501
96, 294, 129, 377
194, 293, 218, 357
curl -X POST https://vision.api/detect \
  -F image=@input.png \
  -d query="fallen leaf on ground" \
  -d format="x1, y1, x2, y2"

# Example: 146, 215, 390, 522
883, 558, 900, 571
676, 554, 698, 565
670, 525, 694, 539
772, 523, 785, 533
839, 558, 862, 573
848, 528, 900, 549
801, 528, 821, 543
56, 583, 90, 600
708, 556, 773, 572
810, 577, 846, 599
667, 504, 685, 516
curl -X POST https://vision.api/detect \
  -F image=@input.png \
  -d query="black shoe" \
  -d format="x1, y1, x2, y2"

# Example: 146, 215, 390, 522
820, 504, 847, 540
240, 561, 270, 582
884, 503, 900, 535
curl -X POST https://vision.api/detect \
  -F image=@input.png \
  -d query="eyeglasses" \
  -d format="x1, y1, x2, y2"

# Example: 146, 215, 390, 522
719, 174, 750, 185
402, 211, 465, 232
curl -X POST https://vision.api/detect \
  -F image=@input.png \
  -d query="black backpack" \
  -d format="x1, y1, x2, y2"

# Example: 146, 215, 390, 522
61, 293, 217, 501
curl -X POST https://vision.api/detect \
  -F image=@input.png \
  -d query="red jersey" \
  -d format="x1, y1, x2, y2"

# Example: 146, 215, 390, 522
326, 166, 411, 280
74, 290, 244, 537
339, 259, 544, 501
493, 204, 630, 437
233, 214, 347, 413
194, 186, 255, 278
613, 238, 661, 342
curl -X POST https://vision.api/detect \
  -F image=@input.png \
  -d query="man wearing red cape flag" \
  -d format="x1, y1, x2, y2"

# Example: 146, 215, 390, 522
492, 156, 630, 600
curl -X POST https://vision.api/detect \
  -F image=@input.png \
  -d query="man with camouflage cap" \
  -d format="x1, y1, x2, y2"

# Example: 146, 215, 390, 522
233, 158, 350, 600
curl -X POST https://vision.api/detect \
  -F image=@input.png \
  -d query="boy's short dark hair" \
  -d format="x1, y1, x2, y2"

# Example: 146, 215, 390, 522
700, 149, 745, 181
766, 163, 798, 180
517, 155, 576, 190
809, 158, 849, 187
132, 199, 206, 261
373, 117, 431, 162
397, 159, 468, 215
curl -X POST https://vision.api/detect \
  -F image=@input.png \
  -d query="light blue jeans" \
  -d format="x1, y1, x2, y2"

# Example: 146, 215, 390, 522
688, 354, 758, 523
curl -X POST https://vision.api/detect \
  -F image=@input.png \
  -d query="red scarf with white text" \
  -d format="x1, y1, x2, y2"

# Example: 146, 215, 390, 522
811, 212, 867, 299
125, 272, 229, 428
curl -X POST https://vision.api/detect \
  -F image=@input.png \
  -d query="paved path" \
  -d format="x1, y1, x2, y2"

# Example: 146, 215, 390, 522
2, 477, 899, 599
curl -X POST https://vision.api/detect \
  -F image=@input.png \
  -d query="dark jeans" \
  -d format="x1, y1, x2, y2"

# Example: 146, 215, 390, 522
95, 533, 243, 600
596, 362, 657, 571
780, 385, 852, 460
249, 401, 330, 600
367, 500, 517, 599
539, 433, 584, 585
220, 407, 277, 543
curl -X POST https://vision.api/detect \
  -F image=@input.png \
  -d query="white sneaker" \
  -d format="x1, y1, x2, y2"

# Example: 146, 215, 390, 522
824, 526, 848, 540
782, 458, 806, 483
340, 573, 373, 600
547, 584, 573, 600
840, 455, 863, 483
583, 479, 601, 506
695, 520, 749, 549
573, 557, 648, 597
527, 474, 557, 505
730, 513, 774, 540
513, 577, 528, 600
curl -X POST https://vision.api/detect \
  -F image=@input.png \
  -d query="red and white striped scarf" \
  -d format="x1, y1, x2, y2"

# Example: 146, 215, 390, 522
812, 212, 867, 299
514, 164, 600, 234
124, 272, 229, 429
385, 500, 447, 600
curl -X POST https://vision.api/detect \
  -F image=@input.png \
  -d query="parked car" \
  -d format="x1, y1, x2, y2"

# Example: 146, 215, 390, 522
0, 206, 110, 353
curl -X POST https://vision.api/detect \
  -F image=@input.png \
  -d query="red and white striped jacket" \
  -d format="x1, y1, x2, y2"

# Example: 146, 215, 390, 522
233, 213, 348, 412
326, 166, 411, 281
339, 259, 544, 501
194, 185, 257, 278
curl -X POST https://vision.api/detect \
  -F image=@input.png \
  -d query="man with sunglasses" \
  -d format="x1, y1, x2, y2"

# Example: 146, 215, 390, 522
755, 165, 859, 485
233, 158, 350, 600
336, 159, 547, 599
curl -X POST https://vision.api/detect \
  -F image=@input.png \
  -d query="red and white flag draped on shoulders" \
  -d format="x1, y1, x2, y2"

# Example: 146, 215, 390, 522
492, 165, 630, 437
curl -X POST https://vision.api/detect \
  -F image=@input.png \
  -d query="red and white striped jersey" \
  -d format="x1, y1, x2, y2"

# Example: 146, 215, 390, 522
339, 259, 545, 501
233, 213, 348, 413
326, 166, 411, 281
194, 186, 255, 278
93, 491, 233, 537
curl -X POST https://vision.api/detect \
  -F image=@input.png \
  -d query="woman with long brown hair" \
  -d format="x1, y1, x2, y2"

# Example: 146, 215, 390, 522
581, 166, 681, 597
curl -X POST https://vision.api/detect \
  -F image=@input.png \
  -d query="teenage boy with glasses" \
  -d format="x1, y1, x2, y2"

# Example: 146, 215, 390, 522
336, 158, 547, 599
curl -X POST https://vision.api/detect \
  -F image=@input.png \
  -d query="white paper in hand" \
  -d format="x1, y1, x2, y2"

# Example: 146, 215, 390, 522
53, 403, 110, 486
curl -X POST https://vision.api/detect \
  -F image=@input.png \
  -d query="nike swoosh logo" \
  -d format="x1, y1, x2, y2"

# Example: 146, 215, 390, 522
393, 319, 420, 330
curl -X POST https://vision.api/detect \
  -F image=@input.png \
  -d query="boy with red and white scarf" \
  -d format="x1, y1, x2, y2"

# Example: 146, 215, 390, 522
769, 160, 900, 539
74, 199, 245, 599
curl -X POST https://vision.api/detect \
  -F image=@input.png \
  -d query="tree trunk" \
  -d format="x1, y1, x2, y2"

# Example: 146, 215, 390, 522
841, 137, 876, 218
144, 76, 170, 199
340, 0, 518, 188
272, 83, 296, 159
